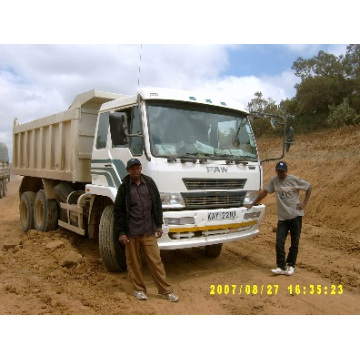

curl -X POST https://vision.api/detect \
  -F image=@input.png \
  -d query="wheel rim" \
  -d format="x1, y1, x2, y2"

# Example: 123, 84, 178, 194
35, 199, 44, 227
20, 201, 28, 225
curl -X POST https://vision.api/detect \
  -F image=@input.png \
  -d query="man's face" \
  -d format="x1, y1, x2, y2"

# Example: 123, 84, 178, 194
127, 164, 142, 180
276, 169, 287, 180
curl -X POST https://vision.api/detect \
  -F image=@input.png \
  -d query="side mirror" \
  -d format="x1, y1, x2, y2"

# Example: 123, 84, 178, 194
109, 112, 129, 146
109, 112, 144, 147
250, 111, 293, 163
270, 117, 277, 129
285, 126, 295, 152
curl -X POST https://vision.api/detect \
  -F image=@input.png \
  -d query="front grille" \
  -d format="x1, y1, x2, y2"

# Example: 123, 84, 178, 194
182, 191, 246, 209
183, 178, 247, 190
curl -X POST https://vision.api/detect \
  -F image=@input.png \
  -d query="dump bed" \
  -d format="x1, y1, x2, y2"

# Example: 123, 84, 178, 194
12, 90, 124, 183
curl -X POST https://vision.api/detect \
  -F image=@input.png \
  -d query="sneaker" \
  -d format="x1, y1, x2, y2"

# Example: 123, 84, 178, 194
161, 292, 179, 302
134, 291, 147, 300
286, 266, 295, 276
271, 267, 287, 275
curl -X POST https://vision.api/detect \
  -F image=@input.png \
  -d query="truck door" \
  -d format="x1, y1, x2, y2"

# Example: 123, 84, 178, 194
108, 106, 143, 184
92, 111, 122, 188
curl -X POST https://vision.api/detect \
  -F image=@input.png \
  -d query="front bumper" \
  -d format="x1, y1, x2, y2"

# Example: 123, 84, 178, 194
157, 204, 265, 250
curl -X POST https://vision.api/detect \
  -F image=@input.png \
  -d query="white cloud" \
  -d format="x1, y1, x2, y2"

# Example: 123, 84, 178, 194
185, 68, 297, 110
0, 44, 318, 160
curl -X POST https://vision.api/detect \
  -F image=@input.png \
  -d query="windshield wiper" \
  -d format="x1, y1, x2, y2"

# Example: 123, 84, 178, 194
185, 152, 212, 157
179, 152, 210, 163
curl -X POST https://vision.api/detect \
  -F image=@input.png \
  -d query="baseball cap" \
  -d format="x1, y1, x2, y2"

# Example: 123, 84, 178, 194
275, 161, 288, 171
126, 158, 142, 169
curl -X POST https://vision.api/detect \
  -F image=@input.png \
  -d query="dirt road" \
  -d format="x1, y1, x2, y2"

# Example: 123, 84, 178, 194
1, 125, 359, 315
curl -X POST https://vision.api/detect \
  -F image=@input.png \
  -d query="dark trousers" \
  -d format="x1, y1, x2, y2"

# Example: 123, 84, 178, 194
276, 216, 302, 269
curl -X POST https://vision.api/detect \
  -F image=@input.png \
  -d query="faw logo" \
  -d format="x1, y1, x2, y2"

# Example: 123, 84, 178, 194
206, 166, 227, 173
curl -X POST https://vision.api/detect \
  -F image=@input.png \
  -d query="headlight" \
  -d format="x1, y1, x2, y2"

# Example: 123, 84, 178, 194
164, 217, 195, 225
243, 191, 260, 205
160, 193, 185, 209
244, 211, 261, 220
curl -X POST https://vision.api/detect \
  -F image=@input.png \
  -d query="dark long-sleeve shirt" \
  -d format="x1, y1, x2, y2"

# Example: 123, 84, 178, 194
114, 174, 163, 237
128, 177, 156, 236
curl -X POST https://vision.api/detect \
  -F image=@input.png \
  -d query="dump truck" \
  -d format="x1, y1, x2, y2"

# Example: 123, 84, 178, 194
0, 142, 10, 198
12, 88, 280, 272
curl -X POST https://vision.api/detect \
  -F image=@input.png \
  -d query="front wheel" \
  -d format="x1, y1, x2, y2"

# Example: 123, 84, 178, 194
205, 243, 223, 258
99, 205, 127, 272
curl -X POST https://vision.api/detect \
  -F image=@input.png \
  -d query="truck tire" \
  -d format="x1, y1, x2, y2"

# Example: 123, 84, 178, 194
205, 243, 223, 258
54, 182, 74, 204
19, 191, 36, 232
0, 181, 3, 199
99, 205, 127, 272
1, 179, 6, 197
34, 190, 59, 232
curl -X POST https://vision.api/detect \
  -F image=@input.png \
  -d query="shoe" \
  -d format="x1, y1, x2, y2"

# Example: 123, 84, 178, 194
271, 267, 287, 275
161, 292, 179, 302
134, 291, 147, 300
286, 266, 295, 276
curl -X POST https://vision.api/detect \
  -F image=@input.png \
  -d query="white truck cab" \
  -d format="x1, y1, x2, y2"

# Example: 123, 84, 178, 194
89, 88, 265, 260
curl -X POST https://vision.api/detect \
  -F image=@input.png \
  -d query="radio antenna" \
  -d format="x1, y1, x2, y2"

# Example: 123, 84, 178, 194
137, 44, 143, 90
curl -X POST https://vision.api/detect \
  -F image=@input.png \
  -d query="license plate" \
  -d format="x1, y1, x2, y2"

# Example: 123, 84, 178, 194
207, 211, 236, 221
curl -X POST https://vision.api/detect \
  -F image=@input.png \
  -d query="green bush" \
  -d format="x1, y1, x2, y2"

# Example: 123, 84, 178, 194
327, 98, 360, 127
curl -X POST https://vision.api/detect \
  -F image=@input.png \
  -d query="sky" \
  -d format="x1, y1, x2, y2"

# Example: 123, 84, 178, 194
0, 44, 349, 160
0, 0, 355, 161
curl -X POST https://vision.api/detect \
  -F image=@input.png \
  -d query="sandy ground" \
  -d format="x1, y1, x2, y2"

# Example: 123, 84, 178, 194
1, 125, 359, 316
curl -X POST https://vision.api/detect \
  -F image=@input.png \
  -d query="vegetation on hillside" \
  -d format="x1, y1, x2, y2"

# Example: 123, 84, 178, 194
248, 44, 360, 137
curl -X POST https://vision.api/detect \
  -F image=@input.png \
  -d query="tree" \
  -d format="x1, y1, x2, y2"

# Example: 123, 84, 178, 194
291, 50, 349, 129
343, 44, 360, 112
327, 98, 360, 127
292, 51, 344, 79
248, 45, 360, 134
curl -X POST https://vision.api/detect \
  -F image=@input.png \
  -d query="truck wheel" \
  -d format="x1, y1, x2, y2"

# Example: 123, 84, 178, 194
1, 179, 6, 197
20, 191, 36, 232
205, 243, 223, 258
54, 182, 74, 203
99, 205, 127, 272
34, 190, 58, 232
0, 181, 3, 199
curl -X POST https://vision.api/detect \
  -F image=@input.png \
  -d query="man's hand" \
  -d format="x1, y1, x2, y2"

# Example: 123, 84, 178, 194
296, 202, 307, 210
155, 228, 163, 238
119, 235, 129, 244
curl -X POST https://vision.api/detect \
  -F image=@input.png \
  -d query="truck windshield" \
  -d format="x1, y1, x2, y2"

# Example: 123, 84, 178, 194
147, 100, 258, 160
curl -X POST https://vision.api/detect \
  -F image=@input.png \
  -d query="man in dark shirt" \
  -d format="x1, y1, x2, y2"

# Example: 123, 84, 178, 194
114, 158, 179, 302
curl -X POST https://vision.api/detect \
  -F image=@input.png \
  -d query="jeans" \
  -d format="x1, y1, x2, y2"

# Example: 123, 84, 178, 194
276, 216, 302, 270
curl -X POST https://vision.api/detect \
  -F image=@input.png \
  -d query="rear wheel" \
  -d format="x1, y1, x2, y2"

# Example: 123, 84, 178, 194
19, 191, 36, 232
54, 182, 75, 222
0, 181, 3, 199
205, 243, 223, 258
54, 182, 74, 203
34, 190, 58, 232
99, 205, 127, 272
